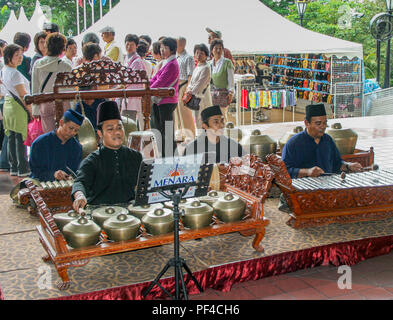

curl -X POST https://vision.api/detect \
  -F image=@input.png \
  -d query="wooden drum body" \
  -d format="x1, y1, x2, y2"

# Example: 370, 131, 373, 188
266, 153, 393, 228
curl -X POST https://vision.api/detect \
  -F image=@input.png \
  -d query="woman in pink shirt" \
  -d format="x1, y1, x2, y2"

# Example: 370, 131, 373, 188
150, 37, 179, 157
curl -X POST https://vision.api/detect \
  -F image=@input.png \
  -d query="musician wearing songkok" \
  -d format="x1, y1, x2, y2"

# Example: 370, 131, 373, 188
182, 105, 245, 163
279, 103, 361, 213
29, 109, 83, 182
72, 101, 142, 211
282, 103, 362, 179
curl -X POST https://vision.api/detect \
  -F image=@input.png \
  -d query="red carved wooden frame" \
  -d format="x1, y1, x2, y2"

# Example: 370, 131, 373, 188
265, 153, 393, 229
25, 161, 270, 290
24, 59, 174, 131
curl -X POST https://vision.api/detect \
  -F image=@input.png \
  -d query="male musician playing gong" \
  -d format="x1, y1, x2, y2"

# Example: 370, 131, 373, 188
182, 105, 245, 163
279, 103, 362, 212
29, 109, 84, 182
72, 101, 142, 211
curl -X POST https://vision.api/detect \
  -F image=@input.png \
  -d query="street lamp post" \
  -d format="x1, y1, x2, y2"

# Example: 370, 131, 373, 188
384, 0, 393, 88
296, 0, 309, 27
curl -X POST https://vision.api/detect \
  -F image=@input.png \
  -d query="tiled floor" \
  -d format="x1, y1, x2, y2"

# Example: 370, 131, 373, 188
190, 252, 393, 300
1, 114, 392, 300
193, 114, 393, 300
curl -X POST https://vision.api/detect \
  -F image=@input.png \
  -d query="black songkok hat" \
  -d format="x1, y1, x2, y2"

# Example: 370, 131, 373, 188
306, 103, 326, 119
97, 100, 121, 126
201, 105, 223, 123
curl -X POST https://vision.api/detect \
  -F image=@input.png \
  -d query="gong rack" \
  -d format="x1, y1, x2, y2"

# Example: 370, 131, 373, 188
24, 59, 175, 130
25, 154, 272, 290
266, 153, 393, 229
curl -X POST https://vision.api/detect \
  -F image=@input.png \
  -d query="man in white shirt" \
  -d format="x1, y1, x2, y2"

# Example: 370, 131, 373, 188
175, 37, 195, 140
62, 38, 77, 67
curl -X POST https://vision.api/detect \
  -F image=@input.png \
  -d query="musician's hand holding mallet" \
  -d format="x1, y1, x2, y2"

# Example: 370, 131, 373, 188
54, 170, 70, 181
73, 191, 87, 212
307, 166, 325, 177
344, 162, 362, 173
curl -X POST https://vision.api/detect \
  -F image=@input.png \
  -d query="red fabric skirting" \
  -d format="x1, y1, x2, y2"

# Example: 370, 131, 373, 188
52, 234, 393, 300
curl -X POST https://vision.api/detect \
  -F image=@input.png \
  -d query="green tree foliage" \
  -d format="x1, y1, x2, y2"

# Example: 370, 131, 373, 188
0, 0, 120, 36
263, 0, 387, 81
259, 0, 295, 16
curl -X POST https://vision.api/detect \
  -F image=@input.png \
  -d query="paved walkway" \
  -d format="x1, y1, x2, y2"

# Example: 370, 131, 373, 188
190, 252, 393, 300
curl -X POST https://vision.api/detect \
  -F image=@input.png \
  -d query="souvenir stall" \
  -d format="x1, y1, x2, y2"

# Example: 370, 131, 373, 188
232, 53, 363, 124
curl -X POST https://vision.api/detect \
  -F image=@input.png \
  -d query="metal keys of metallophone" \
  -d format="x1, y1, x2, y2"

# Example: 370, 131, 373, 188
40, 180, 74, 189
291, 169, 393, 190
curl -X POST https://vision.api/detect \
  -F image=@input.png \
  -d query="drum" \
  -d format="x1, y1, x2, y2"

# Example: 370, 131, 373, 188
128, 131, 160, 159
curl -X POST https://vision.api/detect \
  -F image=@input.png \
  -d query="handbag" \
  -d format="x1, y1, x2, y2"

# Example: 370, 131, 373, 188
211, 88, 230, 108
183, 93, 201, 111
182, 84, 209, 111
24, 117, 43, 146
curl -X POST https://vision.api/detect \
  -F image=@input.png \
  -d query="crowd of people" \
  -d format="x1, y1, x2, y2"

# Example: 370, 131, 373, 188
0, 22, 365, 216
0, 23, 238, 178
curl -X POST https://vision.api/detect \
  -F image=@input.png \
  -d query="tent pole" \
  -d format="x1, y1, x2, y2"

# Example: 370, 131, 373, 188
83, 0, 87, 30
76, 0, 80, 35
90, 0, 95, 25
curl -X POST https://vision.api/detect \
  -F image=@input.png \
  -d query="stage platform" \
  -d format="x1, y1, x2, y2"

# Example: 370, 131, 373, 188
1, 193, 393, 300
1, 114, 393, 300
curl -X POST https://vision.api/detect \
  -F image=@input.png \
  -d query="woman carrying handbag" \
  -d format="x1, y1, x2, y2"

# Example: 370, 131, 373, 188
183, 43, 212, 137
1, 44, 32, 177
209, 39, 235, 121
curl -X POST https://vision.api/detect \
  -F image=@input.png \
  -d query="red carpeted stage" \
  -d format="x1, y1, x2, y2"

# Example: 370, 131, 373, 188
2, 194, 393, 300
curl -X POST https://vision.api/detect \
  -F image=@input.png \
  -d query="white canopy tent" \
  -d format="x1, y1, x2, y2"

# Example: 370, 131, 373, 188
17, 7, 29, 26
0, 1, 44, 56
74, 0, 363, 59
0, 10, 18, 43
30, 0, 49, 32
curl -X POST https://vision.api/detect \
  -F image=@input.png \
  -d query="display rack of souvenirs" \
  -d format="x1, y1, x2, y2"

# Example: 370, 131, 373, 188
239, 84, 297, 110
233, 55, 257, 75
256, 53, 333, 104
253, 53, 362, 105
234, 76, 297, 124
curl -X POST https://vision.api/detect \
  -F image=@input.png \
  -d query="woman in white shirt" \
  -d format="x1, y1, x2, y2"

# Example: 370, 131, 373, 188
185, 43, 212, 136
31, 33, 72, 133
0, 39, 9, 171
1, 44, 31, 176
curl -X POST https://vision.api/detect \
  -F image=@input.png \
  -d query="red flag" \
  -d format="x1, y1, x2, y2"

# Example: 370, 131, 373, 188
78, 0, 83, 7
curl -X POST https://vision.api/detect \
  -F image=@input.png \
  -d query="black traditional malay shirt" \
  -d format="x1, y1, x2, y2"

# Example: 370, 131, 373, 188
72, 145, 142, 205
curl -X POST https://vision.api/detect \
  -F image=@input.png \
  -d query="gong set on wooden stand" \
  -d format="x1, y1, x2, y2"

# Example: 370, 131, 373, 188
24, 156, 271, 293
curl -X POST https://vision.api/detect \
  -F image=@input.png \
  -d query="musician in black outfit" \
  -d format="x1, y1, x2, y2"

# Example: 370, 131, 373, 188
182, 105, 245, 163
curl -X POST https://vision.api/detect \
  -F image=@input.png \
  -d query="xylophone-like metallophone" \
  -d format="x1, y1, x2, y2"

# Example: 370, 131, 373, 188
266, 153, 393, 228
18, 180, 74, 215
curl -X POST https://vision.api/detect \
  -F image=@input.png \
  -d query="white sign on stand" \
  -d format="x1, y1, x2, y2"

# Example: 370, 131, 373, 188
147, 154, 204, 203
